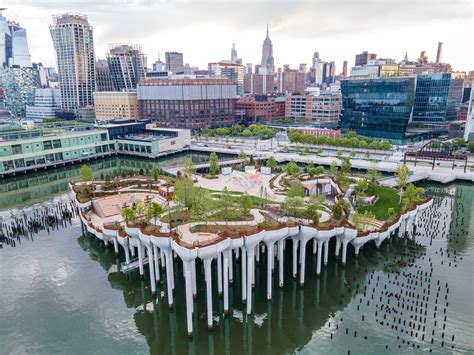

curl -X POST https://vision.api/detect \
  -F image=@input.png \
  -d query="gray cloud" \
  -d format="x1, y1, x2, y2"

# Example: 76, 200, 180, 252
3, 0, 473, 70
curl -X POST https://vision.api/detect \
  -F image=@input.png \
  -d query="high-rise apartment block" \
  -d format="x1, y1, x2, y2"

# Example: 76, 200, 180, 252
244, 74, 274, 95
277, 70, 305, 94
165, 52, 184, 74
95, 59, 114, 92
137, 78, 237, 129
106, 44, 146, 91
49, 13, 96, 112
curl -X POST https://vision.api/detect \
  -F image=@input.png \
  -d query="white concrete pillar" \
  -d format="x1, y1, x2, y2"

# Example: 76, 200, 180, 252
292, 238, 298, 278
246, 250, 254, 315
104, 238, 109, 247
130, 245, 136, 257
113, 237, 119, 255
184, 262, 193, 337
223, 251, 230, 315
267, 243, 274, 300
278, 239, 284, 288
256, 244, 260, 263
137, 242, 144, 277
164, 250, 174, 308
241, 247, 247, 304
312, 238, 317, 254
354, 244, 362, 257
169, 254, 175, 290
124, 242, 130, 265
299, 240, 308, 287
324, 240, 329, 266
316, 240, 323, 276
217, 253, 223, 296
160, 249, 165, 268
204, 259, 213, 330
335, 236, 341, 258
228, 249, 234, 283
342, 240, 349, 266
191, 259, 197, 298
153, 245, 160, 282
147, 246, 156, 295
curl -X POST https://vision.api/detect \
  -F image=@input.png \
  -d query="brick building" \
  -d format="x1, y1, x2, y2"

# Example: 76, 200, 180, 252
137, 78, 237, 129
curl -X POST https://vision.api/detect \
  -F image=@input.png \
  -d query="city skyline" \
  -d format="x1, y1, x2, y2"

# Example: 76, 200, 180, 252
2, 0, 473, 72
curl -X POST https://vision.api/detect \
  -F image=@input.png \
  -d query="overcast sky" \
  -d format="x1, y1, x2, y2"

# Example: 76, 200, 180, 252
3, 0, 473, 72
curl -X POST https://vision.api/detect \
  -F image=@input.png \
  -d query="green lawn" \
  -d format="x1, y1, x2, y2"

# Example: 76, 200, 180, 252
358, 184, 402, 221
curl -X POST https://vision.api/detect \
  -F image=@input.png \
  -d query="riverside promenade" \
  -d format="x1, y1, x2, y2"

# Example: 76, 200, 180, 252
190, 144, 474, 185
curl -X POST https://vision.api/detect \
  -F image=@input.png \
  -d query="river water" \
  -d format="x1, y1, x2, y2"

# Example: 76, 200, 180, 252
0, 155, 473, 354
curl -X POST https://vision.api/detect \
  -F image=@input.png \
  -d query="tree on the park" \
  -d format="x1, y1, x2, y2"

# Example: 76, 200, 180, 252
285, 161, 299, 175
121, 207, 135, 224
147, 201, 164, 225
239, 194, 253, 215
356, 178, 369, 197
331, 199, 348, 220
340, 157, 352, 177
283, 196, 304, 216
395, 163, 410, 202
286, 181, 305, 198
238, 150, 247, 165
151, 166, 159, 181
184, 159, 196, 178
266, 156, 278, 170
366, 168, 381, 194
329, 160, 339, 177
209, 152, 220, 176
191, 189, 208, 220
173, 177, 196, 210
79, 164, 93, 183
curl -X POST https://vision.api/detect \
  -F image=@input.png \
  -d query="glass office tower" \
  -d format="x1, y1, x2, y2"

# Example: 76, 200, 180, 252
412, 73, 463, 122
341, 77, 415, 141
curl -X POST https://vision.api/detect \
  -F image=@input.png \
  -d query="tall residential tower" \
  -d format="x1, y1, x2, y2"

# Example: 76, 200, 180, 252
49, 13, 96, 112
107, 44, 146, 91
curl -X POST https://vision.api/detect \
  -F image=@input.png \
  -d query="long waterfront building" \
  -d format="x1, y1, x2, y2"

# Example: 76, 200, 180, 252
0, 122, 191, 175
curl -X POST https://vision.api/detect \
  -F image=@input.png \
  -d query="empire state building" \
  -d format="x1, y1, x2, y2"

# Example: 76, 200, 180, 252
260, 24, 274, 74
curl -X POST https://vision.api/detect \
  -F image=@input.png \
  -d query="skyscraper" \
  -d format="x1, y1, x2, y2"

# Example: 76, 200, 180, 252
312, 52, 324, 85
322, 62, 336, 85
107, 44, 146, 91
342, 61, 348, 77
355, 51, 377, 66
165, 52, 184, 74
260, 24, 274, 74
231, 43, 241, 64
0, 9, 31, 68
436, 42, 443, 64
49, 13, 96, 112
